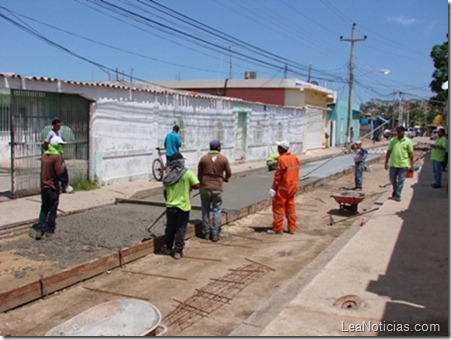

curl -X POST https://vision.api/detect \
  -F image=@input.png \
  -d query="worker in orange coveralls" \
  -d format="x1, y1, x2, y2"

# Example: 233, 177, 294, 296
267, 140, 300, 235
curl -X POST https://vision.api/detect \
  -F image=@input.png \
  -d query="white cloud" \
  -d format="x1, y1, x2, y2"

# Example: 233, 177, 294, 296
387, 16, 417, 26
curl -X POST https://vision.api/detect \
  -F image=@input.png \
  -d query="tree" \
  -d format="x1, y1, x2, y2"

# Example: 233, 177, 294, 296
407, 101, 426, 127
429, 39, 448, 110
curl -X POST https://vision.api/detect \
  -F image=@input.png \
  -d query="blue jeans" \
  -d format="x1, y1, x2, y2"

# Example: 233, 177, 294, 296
37, 188, 59, 233
200, 188, 223, 237
354, 161, 365, 188
165, 207, 189, 253
389, 167, 407, 199
432, 160, 443, 186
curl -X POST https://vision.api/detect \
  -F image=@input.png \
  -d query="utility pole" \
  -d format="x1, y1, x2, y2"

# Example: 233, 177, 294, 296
340, 23, 366, 147
398, 91, 404, 126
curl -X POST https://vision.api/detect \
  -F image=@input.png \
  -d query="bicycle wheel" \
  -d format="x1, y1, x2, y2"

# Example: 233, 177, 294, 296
152, 158, 164, 181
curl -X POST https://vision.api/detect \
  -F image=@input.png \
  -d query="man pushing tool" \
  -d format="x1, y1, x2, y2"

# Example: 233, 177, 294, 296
267, 140, 300, 235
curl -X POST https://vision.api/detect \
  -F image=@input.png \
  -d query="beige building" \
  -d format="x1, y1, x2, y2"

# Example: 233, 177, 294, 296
151, 77, 336, 148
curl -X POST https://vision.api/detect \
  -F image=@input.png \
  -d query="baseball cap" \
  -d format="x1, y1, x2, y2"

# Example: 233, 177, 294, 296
209, 139, 221, 149
355, 140, 362, 144
50, 136, 66, 145
276, 140, 290, 150
437, 126, 445, 131
396, 126, 407, 132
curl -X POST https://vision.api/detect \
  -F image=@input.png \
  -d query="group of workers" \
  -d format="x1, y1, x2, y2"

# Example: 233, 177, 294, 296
160, 128, 232, 260
29, 121, 448, 261
160, 125, 300, 259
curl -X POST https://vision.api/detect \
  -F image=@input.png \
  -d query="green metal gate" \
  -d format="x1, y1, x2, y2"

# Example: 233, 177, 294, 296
10, 89, 91, 198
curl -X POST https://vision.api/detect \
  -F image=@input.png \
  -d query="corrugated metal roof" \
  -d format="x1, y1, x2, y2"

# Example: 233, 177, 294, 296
0, 73, 238, 101
1, 73, 326, 110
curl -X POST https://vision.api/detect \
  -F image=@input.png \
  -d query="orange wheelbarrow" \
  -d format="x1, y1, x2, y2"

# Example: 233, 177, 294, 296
330, 191, 365, 214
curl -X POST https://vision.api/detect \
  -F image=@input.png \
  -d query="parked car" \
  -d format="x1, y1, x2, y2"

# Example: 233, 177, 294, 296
406, 128, 415, 138
414, 126, 424, 137
383, 129, 397, 139
430, 128, 439, 140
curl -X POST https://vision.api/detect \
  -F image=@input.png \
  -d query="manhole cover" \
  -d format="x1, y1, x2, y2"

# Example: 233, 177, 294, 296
333, 294, 364, 310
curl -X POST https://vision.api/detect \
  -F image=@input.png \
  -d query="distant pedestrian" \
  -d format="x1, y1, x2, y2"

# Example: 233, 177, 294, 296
164, 125, 182, 163
268, 140, 300, 235
42, 118, 72, 193
352, 140, 368, 190
29, 136, 66, 240
430, 126, 448, 188
384, 126, 414, 201
266, 152, 279, 171
197, 140, 232, 242
349, 127, 354, 144
372, 129, 380, 144
160, 153, 200, 259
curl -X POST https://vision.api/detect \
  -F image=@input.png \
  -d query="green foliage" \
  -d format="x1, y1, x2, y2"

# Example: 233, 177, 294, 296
360, 98, 436, 127
407, 101, 427, 126
429, 40, 448, 107
70, 178, 98, 191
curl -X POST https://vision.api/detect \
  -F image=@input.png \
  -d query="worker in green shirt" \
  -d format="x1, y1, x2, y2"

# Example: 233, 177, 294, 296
384, 126, 414, 202
431, 126, 448, 189
160, 153, 200, 259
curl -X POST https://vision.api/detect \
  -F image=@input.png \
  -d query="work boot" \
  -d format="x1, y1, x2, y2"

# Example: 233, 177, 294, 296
211, 234, 219, 242
44, 230, 55, 238
172, 252, 183, 260
28, 227, 44, 240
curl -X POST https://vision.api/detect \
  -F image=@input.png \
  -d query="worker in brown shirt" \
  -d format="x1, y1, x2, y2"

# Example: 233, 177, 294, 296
29, 136, 66, 240
197, 140, 232, 242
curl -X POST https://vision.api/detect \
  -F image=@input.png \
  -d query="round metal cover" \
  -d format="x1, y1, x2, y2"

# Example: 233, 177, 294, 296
45, 298, 162, 336
333, 294, 364, 310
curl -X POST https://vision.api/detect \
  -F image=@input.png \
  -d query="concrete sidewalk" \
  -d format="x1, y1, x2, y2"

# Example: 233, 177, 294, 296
230, 150, 449, 336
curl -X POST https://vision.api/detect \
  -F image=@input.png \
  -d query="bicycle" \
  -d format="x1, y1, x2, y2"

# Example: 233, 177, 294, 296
152, 147, 166, 181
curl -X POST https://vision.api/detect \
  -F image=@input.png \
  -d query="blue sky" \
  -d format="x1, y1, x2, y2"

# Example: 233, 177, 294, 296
0, 0, 448, 104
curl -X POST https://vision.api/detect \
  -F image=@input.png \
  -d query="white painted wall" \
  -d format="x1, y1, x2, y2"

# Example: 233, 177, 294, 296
304, 107, 323, 150
1, 75, 311, 186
